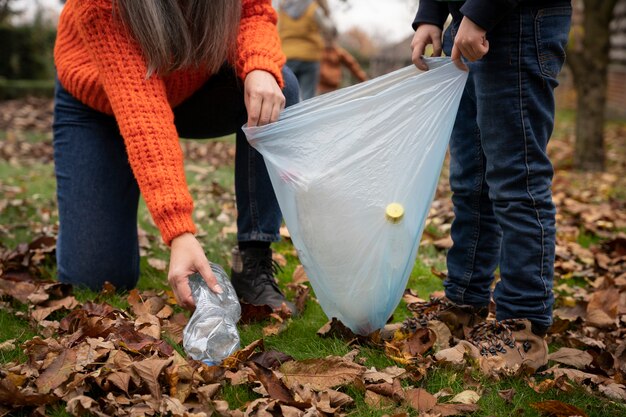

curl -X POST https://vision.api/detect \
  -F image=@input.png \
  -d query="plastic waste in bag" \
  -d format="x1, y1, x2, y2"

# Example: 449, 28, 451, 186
182, 263, 241, 365
243, 58, 467, 335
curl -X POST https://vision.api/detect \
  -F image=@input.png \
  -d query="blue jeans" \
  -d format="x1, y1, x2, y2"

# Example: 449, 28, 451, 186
285, 59, 319, 100
53, 66, 299, 290
441, 5, 571, 330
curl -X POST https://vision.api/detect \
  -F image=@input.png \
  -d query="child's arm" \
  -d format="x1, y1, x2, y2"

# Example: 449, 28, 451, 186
410, 0, 448, 71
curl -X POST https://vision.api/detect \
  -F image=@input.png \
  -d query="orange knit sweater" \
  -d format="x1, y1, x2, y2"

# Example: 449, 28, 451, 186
54, 0, 286, 245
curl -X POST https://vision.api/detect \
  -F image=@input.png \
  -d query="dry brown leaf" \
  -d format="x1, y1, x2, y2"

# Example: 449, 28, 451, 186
0, 379, 56, 407
280, 356, 365, 391
434, 340, 479, 366
136, 312, 162, 340
404, 388, 436, 412
104, 371, 131, 394
35, 347, 78, 394
498, 388, 515, 403
248, 362, 296, 404
530, 400, 589, 417
548, 347, 593, 369
528, 378, 556, 394
65, 395, 97, 415
365, 390, 395, 408
449, 390, 480, 404
431, 403, 480, 416
316, 318, 358, 341
402, 288, 426, 305
598, 383, 626, 401
586, 289, 619, 328
222, 339, 264, 369
148, 258, 167, 271
0, 339, 16, 352
31, 296, 79, 322
132, 357, 173, 400
292, 264, 309, 284
362, 366, 406, 384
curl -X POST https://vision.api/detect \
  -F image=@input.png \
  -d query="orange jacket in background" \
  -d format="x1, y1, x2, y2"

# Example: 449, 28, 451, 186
318, 45, 367, 94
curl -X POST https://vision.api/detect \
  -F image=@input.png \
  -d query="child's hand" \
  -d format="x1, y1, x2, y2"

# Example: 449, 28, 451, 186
411, 24, 443, 71
451, 17, 489, 71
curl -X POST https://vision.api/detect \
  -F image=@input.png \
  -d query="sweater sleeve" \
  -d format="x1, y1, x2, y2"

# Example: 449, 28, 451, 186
460, 0, 521, 32
236, 0, 287, 88
74, 0, 196, 245
412, 0, 449, 30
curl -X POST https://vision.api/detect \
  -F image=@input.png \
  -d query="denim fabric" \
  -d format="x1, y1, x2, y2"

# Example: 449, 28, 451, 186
441, 5, 571, 330
53, 66, 299, 290
285, 59, 319, 100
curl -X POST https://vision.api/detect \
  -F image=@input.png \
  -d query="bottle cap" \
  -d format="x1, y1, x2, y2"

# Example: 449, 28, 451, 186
385, 203, 404, 223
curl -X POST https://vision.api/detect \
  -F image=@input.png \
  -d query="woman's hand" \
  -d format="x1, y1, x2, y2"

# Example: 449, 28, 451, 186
451, 17, 489, 71
244, 70, 285, 127
168, 233, 222, 310
411, 24, 443, 71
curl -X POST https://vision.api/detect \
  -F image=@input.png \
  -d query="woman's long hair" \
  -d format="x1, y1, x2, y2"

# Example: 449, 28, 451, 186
114, 0, 241, 77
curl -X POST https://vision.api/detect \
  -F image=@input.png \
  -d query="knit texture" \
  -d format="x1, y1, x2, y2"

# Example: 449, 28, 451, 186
54, 0, 286, 245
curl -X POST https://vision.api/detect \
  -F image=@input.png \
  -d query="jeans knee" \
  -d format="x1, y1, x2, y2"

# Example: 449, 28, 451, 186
281, 66, 300, 107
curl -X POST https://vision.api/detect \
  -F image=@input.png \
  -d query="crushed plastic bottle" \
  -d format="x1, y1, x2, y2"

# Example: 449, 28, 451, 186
182, 263, 241, 366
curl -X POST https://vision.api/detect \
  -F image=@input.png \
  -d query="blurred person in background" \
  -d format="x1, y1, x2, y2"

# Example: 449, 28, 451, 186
278, 0, 336, 99
317, 33, 368, 94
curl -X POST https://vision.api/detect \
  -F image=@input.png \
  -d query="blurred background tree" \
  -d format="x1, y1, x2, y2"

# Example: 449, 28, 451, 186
0, 0, 22, 24
568, 0, 620, 172
0, 0, 57, 99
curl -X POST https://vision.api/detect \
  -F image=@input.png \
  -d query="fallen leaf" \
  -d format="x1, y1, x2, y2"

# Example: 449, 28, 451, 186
404, 388, 436, 412
280, 356, 365, 390
450, 390, 480, 404
548, 347, 593, 369
498, 388, 515, 403
530, 400, 589, 417
292, 264, 309, 284
148, 258, 167, 271
586, 289, 619, 328
247, 362, 295, 404
35, 348, 78, 394
0, 339, 16, 352
598, 383, 626, 401
132, 357, 173, 400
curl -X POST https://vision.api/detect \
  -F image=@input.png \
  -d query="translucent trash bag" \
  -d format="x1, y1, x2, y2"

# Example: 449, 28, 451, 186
244, 58, 468, 335
183, 263, 241, 365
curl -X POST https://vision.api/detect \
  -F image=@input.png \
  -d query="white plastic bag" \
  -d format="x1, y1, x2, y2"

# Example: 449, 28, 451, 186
244, 58, 467, 335
183, 264, 241, 365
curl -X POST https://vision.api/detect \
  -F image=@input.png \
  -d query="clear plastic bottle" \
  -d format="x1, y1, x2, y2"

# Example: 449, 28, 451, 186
182, 263, 241, 366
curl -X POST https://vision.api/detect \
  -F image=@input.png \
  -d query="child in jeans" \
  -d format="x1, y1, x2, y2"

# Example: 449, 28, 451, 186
409, 0, 571, 371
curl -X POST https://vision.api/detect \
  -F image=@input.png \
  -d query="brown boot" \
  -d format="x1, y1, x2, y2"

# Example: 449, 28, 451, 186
466, 318, 548, 373
230, 247, 297, 316
403, 296, 489, 339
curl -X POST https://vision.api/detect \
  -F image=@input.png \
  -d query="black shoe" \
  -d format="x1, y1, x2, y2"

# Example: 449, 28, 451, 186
230, 246, 297, 315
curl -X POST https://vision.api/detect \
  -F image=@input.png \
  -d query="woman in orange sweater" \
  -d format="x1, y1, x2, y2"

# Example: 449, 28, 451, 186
53, 0, 298, 313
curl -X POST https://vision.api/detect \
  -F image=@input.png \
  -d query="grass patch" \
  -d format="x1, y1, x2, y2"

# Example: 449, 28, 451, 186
2, 130, 625, 416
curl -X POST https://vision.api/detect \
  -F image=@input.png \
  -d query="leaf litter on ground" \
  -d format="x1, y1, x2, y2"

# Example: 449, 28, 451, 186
1, 99, 626, 415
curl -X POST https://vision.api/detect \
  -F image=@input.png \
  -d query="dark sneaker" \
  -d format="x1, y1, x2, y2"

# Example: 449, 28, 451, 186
231, 246, 297, 316
466, 318, 548, 373
403, 296, 489, 339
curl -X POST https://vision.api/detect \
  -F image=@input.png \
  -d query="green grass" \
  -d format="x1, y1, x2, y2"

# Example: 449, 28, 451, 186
1, 131, 625, 417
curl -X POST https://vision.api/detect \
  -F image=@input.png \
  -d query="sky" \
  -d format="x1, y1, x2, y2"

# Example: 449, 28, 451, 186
17, 0, 417, 45
327, 0, 417, 45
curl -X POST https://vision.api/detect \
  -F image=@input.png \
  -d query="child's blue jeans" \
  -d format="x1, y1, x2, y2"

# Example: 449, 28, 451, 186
53, 66, 299, 290
442, 5, 572, 330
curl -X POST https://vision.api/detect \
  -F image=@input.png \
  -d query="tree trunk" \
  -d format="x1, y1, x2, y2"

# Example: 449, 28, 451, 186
567, 0, 618, 172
